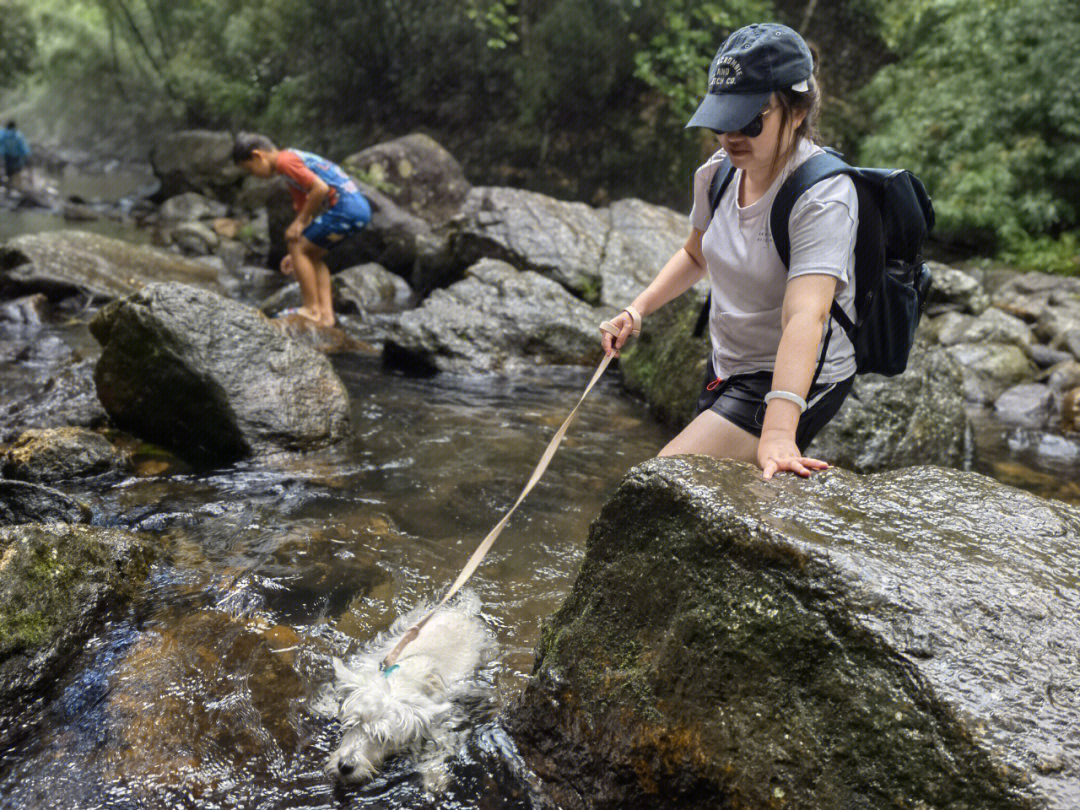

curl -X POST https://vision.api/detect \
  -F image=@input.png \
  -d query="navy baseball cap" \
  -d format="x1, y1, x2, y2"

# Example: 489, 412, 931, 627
686, 23, 813, 133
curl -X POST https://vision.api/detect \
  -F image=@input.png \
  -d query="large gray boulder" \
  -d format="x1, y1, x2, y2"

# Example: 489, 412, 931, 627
0, 231, 222, 304
450, 187, 609, 302
508, 458, 1080, 810
382, 259, 600, 373
811, 344, 972, 472
149, 130, 246, 203
0, 481, 92, 526
342, 132, 471, 225
924, 260, 990, 316
0, 523, 155, 745
597, 199, 690, 310
264, 177, 449, 288
90, 283, 351, 463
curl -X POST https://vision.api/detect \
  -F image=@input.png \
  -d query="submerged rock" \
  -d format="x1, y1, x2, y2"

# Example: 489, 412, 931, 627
0, 481, 92, 526
0, 231, 222, 304
0, 523, 155, 744
508, 458, 1080, 810
382, 258, 600, 373
97, 609, 317, 797
91, 282, 351, 463
2, 428, 124, 483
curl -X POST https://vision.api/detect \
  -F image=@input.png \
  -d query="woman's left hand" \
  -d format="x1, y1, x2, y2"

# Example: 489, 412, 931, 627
757, 429, 830, 480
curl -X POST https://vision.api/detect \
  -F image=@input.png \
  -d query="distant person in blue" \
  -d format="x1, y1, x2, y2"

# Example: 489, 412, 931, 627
233, 133, 372, 328
0, 121, 31, 190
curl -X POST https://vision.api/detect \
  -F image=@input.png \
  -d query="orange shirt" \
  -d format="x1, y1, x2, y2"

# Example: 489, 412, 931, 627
275, 150, 340, 212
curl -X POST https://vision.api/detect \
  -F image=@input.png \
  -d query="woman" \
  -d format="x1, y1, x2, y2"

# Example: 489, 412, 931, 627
601, 23, 857, 481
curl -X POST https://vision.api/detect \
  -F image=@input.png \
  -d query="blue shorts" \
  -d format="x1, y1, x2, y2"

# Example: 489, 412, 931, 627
302, 195, 371, 250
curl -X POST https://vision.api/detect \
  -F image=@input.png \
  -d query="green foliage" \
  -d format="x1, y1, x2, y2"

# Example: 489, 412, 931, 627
859, 0, 1080, 270
0, 1, 36, 87
632, 0, 770, 127
10, 0, 1079, 274
1000, 231, 1080, 276
466, 0, 519, 49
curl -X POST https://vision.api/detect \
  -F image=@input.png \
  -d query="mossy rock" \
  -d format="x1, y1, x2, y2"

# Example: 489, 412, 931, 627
0, 523, 156, 744
508, 458, 1080, 809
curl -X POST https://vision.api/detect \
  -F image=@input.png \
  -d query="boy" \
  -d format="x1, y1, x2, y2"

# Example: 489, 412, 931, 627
233, 133, 371, 327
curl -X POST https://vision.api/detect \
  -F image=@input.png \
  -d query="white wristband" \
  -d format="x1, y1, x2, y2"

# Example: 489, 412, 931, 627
623, 305, 642, 336
764, 390, 808, 413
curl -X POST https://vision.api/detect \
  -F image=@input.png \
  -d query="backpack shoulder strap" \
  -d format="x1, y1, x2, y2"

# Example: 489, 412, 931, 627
770, 149, 884, 339
770, 149, 851, 270
707, 157, 736, 218
692, 157, 736, 339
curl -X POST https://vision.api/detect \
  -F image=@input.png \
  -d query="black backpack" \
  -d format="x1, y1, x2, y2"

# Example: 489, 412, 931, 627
692, 148, 934, 380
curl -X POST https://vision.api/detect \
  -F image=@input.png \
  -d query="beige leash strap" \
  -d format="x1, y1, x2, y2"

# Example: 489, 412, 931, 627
381, 348, 618, 670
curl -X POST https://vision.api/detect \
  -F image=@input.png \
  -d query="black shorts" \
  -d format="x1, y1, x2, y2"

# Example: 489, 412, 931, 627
695, 359, 854, 452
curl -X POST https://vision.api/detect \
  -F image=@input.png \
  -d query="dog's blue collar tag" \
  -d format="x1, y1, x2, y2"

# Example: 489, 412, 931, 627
382, 664, 400, 679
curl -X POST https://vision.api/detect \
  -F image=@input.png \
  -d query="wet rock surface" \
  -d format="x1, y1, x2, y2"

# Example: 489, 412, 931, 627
91, 282, 351, 463
508, 457, 1080, 809
383, 258, 601, 373
267, 314, 376, 355
1, 427, 123, 483
0, 230, 223, 304
96, 609, 320, 800
0, 359, 107, 441
0, 523, 156, 744
259, 263, 413, 318
0, 481, 92, 526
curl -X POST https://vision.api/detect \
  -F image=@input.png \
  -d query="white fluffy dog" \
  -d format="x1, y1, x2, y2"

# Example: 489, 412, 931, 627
325, 592, 496, 789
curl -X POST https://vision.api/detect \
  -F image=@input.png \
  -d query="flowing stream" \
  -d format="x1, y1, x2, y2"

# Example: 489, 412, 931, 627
1, 202, 1079, 809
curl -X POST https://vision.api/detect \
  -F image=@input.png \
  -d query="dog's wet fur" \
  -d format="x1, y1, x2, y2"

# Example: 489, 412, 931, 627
325, 592, 495, 791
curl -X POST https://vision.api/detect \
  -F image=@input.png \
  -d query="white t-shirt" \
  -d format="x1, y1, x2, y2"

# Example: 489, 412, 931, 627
688, 139, 858, 383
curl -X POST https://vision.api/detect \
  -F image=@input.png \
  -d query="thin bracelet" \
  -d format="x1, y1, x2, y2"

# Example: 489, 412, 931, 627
623, 305, 642, 336
764, 390, 808, 413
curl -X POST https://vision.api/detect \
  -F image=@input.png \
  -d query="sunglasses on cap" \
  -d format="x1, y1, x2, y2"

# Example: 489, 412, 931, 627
713, 106, 775, 139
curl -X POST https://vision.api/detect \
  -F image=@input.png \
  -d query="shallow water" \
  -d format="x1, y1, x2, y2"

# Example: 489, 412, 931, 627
0, 323, 671, 808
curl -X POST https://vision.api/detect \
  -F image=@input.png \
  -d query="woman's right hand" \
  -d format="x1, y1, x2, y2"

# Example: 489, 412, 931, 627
600, 310, 636, 358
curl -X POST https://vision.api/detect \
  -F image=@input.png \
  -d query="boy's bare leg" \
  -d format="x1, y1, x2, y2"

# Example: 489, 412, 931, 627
314, 260, 334, 327
288, 237, 321, 322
